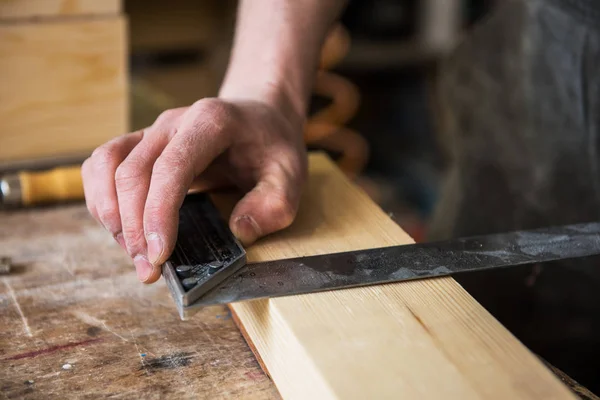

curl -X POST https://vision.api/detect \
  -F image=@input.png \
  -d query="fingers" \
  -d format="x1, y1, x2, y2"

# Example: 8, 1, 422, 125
81, 158, 98, 221
84, 99, 306, 288
142, 100, 234, 283
115, 131, 169, 282
229, 157, 305, 245
82, 131, 144, 249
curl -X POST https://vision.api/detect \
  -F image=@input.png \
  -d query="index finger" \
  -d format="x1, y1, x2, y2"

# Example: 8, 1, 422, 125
141, 100, 234, 282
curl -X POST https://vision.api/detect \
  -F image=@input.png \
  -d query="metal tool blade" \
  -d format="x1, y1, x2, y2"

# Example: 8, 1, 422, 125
179, 222, 600, 317
161, 192, 246, 319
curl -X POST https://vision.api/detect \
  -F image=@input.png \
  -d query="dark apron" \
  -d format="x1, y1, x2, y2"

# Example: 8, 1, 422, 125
429, 0, 600, 390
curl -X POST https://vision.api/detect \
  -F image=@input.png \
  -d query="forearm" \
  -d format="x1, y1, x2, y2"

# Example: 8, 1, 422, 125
218, 0, 347, 126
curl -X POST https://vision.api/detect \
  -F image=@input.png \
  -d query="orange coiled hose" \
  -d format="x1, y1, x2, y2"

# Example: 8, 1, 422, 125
305, 24, 369, 179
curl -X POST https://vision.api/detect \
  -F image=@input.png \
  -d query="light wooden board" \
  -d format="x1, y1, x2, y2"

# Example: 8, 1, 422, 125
220, 152, 576, 400
0, 16, 127, 165
0, 0, 120, 19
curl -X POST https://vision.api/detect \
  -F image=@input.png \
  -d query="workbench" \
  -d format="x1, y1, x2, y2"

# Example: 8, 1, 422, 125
0, 204, 278, 398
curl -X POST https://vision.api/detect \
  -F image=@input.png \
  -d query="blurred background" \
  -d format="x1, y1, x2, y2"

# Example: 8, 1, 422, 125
2, 0, 598, 394
126, 0, 491, 240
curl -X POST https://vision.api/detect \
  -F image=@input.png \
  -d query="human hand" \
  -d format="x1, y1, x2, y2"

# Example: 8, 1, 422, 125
82, 98, 307, 284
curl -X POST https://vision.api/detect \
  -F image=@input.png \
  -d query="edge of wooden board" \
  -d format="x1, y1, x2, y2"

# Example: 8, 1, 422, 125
229, 304, 273, 381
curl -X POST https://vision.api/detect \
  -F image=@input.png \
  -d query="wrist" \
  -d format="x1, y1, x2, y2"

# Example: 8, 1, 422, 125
218, 74, 308, 131
216, 0, 338, 134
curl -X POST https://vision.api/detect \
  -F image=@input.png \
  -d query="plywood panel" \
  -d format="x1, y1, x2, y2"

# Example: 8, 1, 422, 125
0, 17, 128, 164
223, 152, 576, 399
0, 0, 120, 19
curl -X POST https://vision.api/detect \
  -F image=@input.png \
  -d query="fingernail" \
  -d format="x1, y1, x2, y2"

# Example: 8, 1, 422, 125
233, 215, 261, 245
134, 255, 154, 283
114, 232, 126, 250
146, 232, 164, 265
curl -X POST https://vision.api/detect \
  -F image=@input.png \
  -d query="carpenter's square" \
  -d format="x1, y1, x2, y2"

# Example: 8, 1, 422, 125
162, 192, 600, 320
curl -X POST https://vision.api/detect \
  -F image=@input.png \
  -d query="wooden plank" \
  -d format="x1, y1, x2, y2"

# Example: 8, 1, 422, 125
219, 152, 576, 399
0, 17, 127, 165
0, 0, 120, 20
0, 205, 278, 399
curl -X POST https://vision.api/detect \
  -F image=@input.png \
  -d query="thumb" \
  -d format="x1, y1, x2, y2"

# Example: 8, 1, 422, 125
229, 168, 303, 246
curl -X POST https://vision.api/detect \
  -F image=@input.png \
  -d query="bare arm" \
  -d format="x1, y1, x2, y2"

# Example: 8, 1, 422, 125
220, 0, 348, 124
81, 1, 348, 283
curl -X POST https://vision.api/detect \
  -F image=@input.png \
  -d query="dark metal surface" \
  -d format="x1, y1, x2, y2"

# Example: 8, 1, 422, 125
0, 174, 22, 207
162, 192, 246, 319
182, 222, 600, 314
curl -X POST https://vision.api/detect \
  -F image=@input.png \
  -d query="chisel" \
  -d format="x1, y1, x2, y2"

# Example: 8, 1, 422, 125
0, 165, 84, 207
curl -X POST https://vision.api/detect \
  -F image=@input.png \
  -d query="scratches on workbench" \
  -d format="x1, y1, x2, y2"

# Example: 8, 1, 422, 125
197, 319, 225, 358
0, 273, 158, 305
3, 279, 33, 337
127, 326, 159, 375
72, 310, 129, 342
130, 329, 150, 377
102, 322, 129, 342
72, 309, 157, 376
54, 248, 76, 278
39, 371, 62, 379
139, 352, 194, 373
4, 338, 103, 361
138, 351, 150, 376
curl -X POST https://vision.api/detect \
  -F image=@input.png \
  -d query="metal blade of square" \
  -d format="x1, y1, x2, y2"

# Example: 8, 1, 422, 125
162, 192, 246, 319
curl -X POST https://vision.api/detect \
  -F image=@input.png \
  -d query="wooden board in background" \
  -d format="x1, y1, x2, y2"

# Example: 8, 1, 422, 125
0, 16, 128, 165
0, 0, 121, 20
215, 152, 576, 399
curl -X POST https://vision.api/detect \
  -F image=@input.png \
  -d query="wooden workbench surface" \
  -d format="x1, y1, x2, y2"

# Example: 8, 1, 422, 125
0, 204, 279, 399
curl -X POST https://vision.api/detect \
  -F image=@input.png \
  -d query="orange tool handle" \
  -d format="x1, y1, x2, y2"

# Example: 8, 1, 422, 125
19, 165, 84, 206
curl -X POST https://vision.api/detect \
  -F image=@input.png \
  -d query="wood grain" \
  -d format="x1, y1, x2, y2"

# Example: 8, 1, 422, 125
0, 205, 278, 399
0, 17, 127, 165
223, 152, 576, 400
0, 0, 120, 19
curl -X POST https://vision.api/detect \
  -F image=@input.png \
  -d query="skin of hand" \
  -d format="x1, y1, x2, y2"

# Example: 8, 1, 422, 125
81, 0, 347, 283
82, 98, 307, 283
